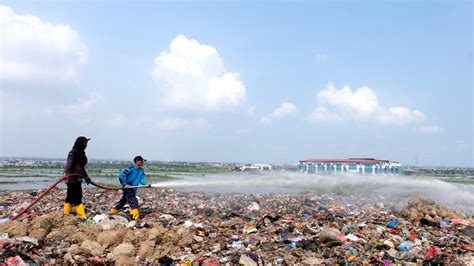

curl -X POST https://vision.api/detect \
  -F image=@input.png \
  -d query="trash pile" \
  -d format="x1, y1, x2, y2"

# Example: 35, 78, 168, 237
0, 188, 473, 265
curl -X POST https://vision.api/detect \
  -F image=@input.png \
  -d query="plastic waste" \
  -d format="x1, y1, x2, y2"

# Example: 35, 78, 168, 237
425, 245, 442, 260
6, 255, 27, 266
229, 240, 243, 249
245, 225, 257, 234
408, 232, 418, 241
451, 219, 471, 226
387, 220, 401, 228
345, 234, 360, 242
441, 218, 451, 226
239, 254, 258, 266
398, 241, 412, 252
247, 202, 260, 211
0, 187, 471, 264
92, 214, 107, 223
348, 246, 359, 256
383, 240, 395, 249
0, 233, 8, 241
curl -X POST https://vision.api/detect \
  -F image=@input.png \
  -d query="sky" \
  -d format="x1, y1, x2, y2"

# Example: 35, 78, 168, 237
0, 1, 472, 167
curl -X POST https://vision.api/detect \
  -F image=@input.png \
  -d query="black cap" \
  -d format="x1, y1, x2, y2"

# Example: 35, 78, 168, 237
133, 156, 146, 163
76, 136, 91, 142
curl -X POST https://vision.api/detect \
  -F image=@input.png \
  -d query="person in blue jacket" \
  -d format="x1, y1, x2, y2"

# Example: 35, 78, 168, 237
111, 156, 148, 220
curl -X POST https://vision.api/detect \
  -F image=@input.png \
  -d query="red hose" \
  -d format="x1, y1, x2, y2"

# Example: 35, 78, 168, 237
10, 175, 67, 221
10, 174, 122, 221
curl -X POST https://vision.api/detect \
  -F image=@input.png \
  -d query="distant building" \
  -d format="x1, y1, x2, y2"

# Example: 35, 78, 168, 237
298, 158, 401, 175
236, 163, 273, 172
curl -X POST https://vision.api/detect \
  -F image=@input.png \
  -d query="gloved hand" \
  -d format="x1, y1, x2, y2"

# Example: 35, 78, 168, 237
84, 176, 92, 185
147, 184, 151, 188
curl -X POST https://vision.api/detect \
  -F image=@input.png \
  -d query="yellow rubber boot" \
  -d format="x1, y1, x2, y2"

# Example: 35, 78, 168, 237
75, 204, 87, 219
110, 208, 119, 214
130, 209, 139, 220
63, 203, 72, 215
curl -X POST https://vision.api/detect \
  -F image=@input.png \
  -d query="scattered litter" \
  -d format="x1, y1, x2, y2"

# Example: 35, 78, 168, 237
425, 245, 442, 260
398, 241, 412, 252
0, 190, 471, 264
387, 220, 401, 228
247, 202, 260, 211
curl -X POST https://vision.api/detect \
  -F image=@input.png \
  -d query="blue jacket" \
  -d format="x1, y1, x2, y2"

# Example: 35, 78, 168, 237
118, 165, 146, 193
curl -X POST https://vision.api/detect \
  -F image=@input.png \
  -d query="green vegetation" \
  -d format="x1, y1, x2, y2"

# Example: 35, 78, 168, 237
443, 177, 474, 184
0, 160, 230, 181
403, 167, 474, 178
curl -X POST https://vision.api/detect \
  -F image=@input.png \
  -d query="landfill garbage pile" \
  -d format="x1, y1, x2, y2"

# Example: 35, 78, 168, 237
0, 188, 473, 265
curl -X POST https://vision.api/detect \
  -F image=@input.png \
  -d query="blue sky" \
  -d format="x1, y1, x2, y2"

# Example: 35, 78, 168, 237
0, 1, 472, 166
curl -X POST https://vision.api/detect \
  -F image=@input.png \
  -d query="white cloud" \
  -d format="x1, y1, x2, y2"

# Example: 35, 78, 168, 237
415, 125, 444, 134
0, 5, 88, 88
308, 83, 426, 126
307, 106, 344, 123
271, 102, 297, 118
377, 107, 425, 125
258, 102, 297, 124
317, 84, 379, 117
151, 35, 246, 111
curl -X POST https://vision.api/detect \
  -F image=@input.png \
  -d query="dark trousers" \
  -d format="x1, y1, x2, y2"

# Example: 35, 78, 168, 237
65, 182, 82, 205
114, 189, 139, 209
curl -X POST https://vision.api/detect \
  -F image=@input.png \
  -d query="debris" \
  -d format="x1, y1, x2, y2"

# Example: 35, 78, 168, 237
318, 228, 343, 246
5, 255, 27, 266
451, 219, 471, 226
158, 256, 174, 266
425, 245, 442, 260
420, 218, 440, 227
16, 237, 39, 249
184, 220, 193, 227
239, 254, 257, 266
92, 214, 108, 223
302, 257, 324, 264
387, 220, 401, 228
345, 233, 360, 242
247, 202, 260, 211
384, 240, 395, 249
159, 214, 175, 221
0, 190, 471, 264
461, 226, 474, 239
398, 241, 412, 252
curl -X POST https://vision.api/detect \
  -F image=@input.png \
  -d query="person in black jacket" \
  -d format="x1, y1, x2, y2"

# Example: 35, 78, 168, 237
63, 136, 91, 219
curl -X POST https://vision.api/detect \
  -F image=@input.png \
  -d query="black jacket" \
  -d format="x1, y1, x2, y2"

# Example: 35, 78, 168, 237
64, 139, 88, 184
